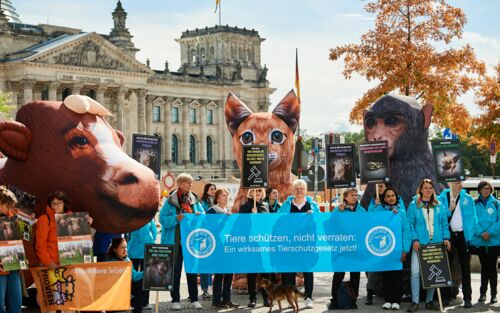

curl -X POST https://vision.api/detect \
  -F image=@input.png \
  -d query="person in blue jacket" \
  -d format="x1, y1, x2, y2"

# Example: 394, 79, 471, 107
469, 180, 499, 305
369, 187, 411, 310
279, 179, 319, 309
127, 218, 157, 311
406, 179, 451, 313
265, 186, 281, 213
329, 187, 366, 310
107, 237, 144, 313
159, 173, 204, 310
199, 183, 216, 300
438, 181, 476, 308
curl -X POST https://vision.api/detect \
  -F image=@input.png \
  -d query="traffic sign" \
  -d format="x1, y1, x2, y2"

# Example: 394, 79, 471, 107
307, 165, 325, 182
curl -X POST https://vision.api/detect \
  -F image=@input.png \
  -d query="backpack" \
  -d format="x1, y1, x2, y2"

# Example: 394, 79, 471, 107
337, 281, 355, 309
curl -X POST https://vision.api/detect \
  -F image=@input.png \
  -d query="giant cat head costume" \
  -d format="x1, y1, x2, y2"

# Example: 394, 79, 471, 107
225, 90, 300, 210
0, 95, 159, 233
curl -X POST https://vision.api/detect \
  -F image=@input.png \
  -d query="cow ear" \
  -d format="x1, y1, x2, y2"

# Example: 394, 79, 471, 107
0, 121, 32, 160
421, 103, 433, 129
272, 89, 300, 133
115, 130, 125, 146
225, 93, 253, 135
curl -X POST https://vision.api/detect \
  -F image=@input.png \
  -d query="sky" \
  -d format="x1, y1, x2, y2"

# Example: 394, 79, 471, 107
13, 0, 500, 135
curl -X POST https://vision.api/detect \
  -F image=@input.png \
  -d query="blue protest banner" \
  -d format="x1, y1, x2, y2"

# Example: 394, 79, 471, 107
180, 212, 403, 273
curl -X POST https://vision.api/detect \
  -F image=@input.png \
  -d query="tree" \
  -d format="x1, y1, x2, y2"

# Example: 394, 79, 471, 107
329, 0, 485, 136
0, 91, 15, 118
471, 63, 500, 147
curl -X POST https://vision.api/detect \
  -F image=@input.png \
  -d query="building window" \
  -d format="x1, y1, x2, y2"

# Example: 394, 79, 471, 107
191, 49, 197, 64
189, 135, 196, 164
172, 107, 179, 123
62, 88, 71, 100
153, 105, 161, 122
207, 109, 213, 124
189, 108, 197, 123
87, 89, 96, 100
200, 48, 206, 62
172, 135, 179, 164
41, 86, 49, 100
207, 136, 213, 164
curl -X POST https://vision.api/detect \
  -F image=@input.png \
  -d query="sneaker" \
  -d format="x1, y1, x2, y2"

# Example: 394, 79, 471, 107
350, 299, 358, 309
263, 299, 271, 307
365, 290, 374, 305
304, 298, 314, 308
463, 301, 472, 308
143, 304, 153, 310
478, 294, 486, 303
383, 302, 392, 310
491, 296, 498, 304
202, 291, 211, 300
171, 302, 181, 310
425, 301, 439, 311
212, 303, 226, 309
223, 301, 239, 308
406, 302, 418, 312
248, 300, 256, 308
391, 303, 400, 310
191, 301, 203, 309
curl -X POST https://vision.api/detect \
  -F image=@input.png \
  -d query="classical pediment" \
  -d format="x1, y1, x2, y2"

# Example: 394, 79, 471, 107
22, 32, 152, 74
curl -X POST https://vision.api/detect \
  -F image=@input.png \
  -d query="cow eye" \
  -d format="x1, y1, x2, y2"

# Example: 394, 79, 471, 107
385, 115, 402, 126
239, 130, 254, 145
364, 117, 376, 128
269, 129, 286, 144
68, 135, 89, 148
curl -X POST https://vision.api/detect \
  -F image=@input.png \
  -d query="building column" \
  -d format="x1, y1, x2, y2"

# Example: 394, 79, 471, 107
22, 80, 34, 106
72, 83, 83, 95
33, 86, 41, 102
48, 81, 59, 101
137, 89, 147, 134
145, 94, 153, 135
164, 97, 173, 165
182, 103, 190, 164
199, 103, 208, 164
96, 85, 106, 106
116, 86, 128, 152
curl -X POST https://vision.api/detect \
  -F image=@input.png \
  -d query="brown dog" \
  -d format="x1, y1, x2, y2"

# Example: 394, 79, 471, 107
225, 90, 300, 211
258, 278, 304, 313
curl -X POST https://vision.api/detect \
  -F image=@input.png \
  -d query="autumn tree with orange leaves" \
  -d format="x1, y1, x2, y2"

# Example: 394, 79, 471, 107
330, 0, 485, 136
471, 63, 500, 147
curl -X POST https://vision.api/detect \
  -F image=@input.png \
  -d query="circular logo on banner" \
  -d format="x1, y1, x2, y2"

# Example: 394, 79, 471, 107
365, 226, 396, 257
186, 228, 216, 258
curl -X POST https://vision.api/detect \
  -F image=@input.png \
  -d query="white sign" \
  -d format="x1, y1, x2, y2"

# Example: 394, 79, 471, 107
491, 155, 497, 164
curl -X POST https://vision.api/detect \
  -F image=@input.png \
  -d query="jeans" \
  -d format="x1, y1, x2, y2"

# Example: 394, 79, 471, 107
411, 250, 435, 303
0, 271, 22, 313
478, 251, 498, 297
200, 274, 213, 291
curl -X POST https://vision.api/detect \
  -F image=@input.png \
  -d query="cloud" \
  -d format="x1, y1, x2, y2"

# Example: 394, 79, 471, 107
332, 13, 375, 22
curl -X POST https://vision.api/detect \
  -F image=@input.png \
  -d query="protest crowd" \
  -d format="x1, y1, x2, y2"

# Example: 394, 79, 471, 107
0, 173, 497, 313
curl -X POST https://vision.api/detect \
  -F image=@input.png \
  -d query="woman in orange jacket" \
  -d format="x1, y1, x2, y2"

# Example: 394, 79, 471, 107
34, 191, 71, 270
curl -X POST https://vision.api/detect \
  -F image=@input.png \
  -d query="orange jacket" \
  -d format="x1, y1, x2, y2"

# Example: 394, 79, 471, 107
34, 206, 59, 266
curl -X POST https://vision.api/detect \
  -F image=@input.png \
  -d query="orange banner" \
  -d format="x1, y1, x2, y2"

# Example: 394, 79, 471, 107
30, 261, 132, 312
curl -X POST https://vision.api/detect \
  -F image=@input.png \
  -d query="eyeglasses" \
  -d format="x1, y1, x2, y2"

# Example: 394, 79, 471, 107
51, 201, 64, 206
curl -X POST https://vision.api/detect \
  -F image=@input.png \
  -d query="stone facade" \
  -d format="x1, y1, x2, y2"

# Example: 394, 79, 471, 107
0, 1, 275, 179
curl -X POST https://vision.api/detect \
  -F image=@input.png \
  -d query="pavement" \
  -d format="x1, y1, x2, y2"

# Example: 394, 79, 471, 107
24, 271, 498, 313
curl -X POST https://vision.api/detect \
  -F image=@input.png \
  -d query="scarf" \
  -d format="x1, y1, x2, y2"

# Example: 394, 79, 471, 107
210, 205, 229, 214
179, 192, 193, 213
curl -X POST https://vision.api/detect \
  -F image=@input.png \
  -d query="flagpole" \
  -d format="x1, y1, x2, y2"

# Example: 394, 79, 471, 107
219, 1, 221, 25
295, 48, 302, 178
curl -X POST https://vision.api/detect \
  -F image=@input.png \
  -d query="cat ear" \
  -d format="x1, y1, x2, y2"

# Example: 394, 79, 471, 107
225, 93, 253, 135
272, 89, 300, 133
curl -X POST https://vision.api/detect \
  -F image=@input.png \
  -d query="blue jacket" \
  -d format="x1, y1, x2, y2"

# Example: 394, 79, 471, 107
201, 199, 213, 213
471, 195, 500, 248
407, 196, 450, 244
438, 189, 476, 242
278, 196, 320, 213
367, 197, 405, 212
109, 257, 143, 282
127, 219, 157, 259
333, 201, 366, 213
370, 203, 411, 253
159, 190, 204, 245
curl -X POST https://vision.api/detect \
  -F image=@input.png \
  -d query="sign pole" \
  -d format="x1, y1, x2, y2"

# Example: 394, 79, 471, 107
155, 291, 159, 313
253, 188, 257, 211
436, 288, 444, 312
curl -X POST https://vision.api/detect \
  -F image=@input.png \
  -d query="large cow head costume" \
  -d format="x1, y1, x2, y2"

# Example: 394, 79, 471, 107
0, 96, 160, 233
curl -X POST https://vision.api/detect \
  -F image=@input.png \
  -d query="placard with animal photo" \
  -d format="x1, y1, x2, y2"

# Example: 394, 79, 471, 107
55, 212, 93, 265
0, 216, 27, 271
132, 134, 162, 180
326, 144, 356, 188
241, 145, 269, 188
431, 139, 464, 182
358, 141, 390, 184
8, 185, 36, 241
143, 244, 175, 291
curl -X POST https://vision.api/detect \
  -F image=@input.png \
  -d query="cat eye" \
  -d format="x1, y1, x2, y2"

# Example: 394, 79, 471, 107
239, 130, 255, 145
269, 129, 286, 144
